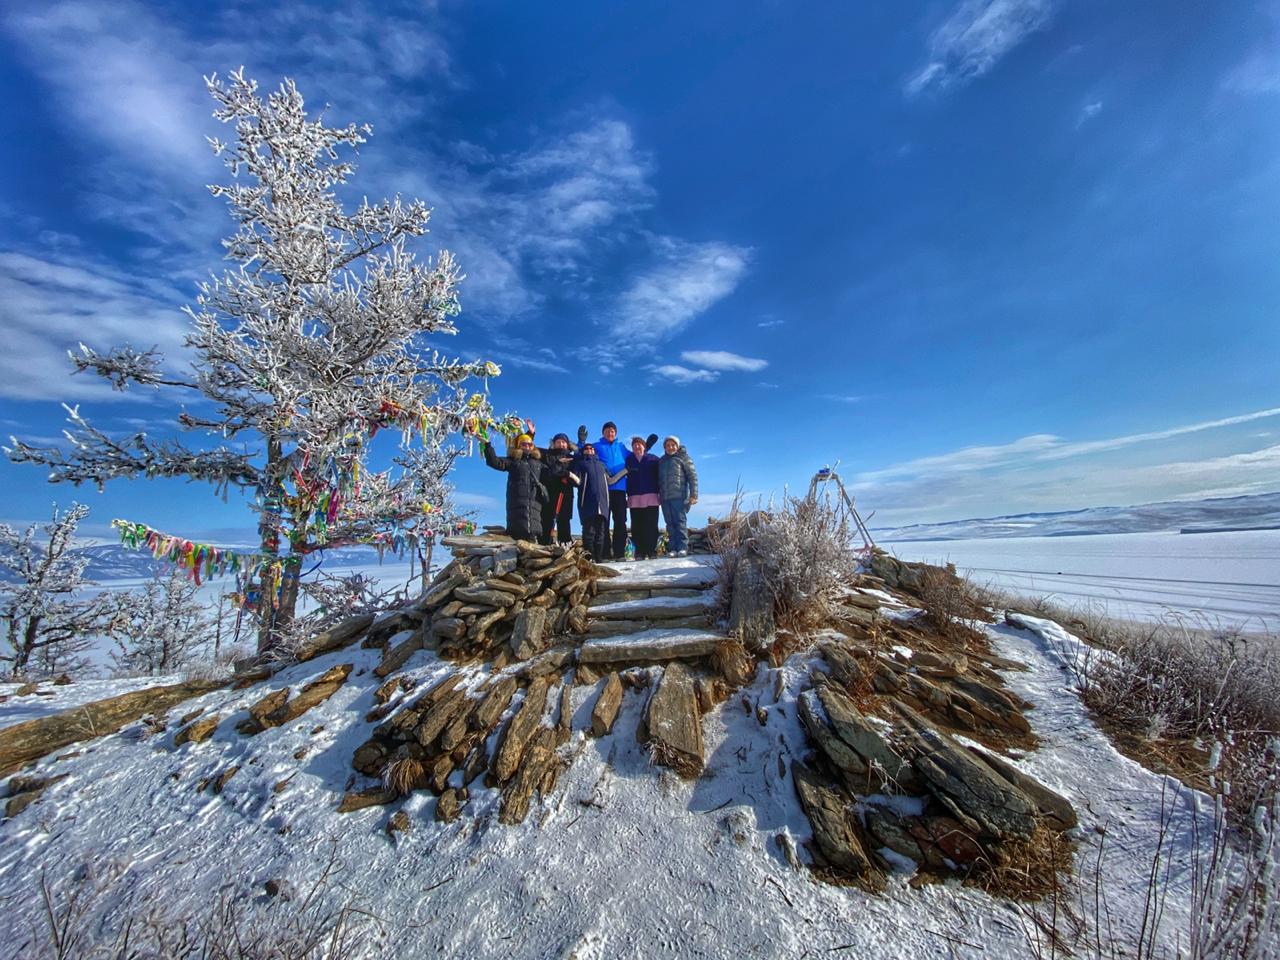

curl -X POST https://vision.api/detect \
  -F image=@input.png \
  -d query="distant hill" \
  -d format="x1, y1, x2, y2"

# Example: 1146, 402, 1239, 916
874, 491, 1280, 542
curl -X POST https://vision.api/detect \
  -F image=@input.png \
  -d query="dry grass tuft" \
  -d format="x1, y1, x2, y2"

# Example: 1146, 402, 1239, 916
381, 757, 426, 796
917, 567, 986, 641
970, 821, 1076, 902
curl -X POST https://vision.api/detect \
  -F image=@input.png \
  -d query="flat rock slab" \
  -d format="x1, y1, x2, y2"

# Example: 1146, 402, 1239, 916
645, 662, 704, 778
265, 664, 353, 727
594, 557, 719, 592
589, 595, 713, 620
590, 674, 624, 736
792, 762, 873, 877
578, 628, 723, 664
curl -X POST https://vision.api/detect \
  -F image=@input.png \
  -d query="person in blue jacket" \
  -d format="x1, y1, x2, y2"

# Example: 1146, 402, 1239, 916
589, 421, 659, 560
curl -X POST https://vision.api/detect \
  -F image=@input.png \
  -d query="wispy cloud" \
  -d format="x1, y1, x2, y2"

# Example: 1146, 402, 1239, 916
1077, 100, 1103, 127
613, 238, 750, 341
849, 408, 1280, 523
649, 364, 720, 385
757, 318, 786, 329
905, 0, 1058, 97
680, 350, 768, 372
0, 251, 190, 401
822, 394, 864, 404
857, 407, 1280, 484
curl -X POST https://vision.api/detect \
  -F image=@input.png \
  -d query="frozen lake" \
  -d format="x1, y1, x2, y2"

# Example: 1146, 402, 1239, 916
882, 529, 1280, 633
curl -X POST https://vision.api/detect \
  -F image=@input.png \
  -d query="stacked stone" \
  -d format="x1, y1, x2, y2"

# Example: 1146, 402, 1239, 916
412, 536, 605, 665
794, 644, 1076, 881
347, 667, 574, 825
685, 526, 711, 554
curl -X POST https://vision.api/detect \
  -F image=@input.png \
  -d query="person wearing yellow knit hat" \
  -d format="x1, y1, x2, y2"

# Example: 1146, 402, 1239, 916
483, 432, 548, 541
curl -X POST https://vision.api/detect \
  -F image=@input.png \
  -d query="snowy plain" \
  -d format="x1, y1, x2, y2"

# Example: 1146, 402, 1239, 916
883, 529, 1280, 633
0, 562, 1219, 960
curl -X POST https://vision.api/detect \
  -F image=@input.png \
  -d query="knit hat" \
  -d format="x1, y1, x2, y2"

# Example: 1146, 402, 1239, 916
664, 435, 681, 448
551, 432, 571, 445
516, 434, 533, 446
602, 421, 617, 432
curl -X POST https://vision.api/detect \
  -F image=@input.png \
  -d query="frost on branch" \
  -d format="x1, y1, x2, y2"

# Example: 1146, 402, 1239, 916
106, 568, 217, 676
7, 68, 501, 651
0, 504, 111, 678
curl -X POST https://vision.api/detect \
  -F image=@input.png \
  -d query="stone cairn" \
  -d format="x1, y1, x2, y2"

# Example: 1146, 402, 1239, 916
341, 535, 728, 826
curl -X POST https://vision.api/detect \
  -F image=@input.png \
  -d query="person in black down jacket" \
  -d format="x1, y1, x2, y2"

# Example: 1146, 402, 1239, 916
483, 433, 548, 541
539, 432, 577, 545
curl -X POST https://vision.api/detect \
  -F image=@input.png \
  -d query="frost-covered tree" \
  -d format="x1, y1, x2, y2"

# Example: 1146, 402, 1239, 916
0, 503, 110, 678
7, 70, 500, 652
106, 568, 214, 675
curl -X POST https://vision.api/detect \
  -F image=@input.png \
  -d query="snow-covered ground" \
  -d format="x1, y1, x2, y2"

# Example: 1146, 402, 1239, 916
0, 590, 1217, 959
0, 675, 185, 726
883, 529, 1280, 633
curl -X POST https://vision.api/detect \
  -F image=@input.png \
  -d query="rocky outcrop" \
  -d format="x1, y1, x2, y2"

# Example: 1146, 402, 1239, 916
793, 629, 1076, 885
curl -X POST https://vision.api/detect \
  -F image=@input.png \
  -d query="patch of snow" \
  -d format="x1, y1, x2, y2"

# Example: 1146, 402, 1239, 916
0, 675, 185, 731
589, 595, 712, 616
877, 846, 919, 876
597, 555, 719, 588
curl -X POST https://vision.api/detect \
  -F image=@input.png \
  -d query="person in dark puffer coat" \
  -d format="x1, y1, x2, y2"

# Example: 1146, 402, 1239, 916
483, 433, 548, 541
539, 432, 577, 545
658, 435, 698, 555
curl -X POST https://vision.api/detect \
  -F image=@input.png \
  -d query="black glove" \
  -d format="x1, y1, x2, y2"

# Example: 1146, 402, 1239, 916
577, 424, 588, 444
645, 433, 659, 451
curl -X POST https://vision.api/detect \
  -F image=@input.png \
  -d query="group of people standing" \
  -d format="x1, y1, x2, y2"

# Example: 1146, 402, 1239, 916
482, 421, 699, 562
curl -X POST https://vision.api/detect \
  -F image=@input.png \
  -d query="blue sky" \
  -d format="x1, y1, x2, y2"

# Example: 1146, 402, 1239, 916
0, 0, 1278, 542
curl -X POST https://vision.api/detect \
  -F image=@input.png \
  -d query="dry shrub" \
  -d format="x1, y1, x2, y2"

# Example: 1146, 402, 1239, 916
970, 821, 1075, 903
381, 756, 426, 796
1064, 613, 1278, 823
21, 848, 381, 959
917, 567, 985, 639
709, 489, 859, 634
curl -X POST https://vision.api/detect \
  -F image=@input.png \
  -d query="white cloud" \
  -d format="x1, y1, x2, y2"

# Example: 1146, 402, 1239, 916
4, 2, 215, 173
905, 0, 1058, 96
849, 409, 1280, 523
613, 238, 750, 341
822, 394, 864, 404
650, 364, 720, 385
680, 350, 768, 372
857, 407, 1280, 484
0, 251, 190, 401
757, 318, 786, 328
452, 491, 502, 512
1077, 100, 1103, 126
